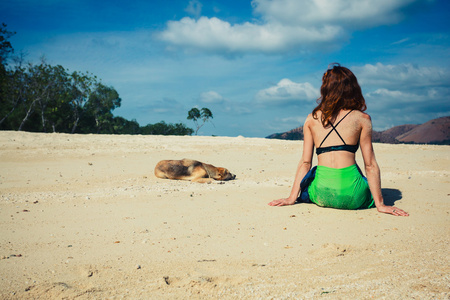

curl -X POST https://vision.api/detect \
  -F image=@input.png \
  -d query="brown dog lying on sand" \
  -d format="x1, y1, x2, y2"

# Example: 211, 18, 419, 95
154, 159, 236, 183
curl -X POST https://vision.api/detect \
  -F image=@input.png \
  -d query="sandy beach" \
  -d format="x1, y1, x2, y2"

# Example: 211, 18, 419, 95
0, 131, 448, 299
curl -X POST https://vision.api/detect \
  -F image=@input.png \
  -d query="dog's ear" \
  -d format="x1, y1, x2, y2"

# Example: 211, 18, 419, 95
216, 167, 227, 179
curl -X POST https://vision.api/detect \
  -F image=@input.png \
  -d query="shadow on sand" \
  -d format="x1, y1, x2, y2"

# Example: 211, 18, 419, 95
381, 188, 403, 206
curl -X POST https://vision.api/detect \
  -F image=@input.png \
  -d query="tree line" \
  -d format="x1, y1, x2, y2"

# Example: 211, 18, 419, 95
0, 24, 194, 136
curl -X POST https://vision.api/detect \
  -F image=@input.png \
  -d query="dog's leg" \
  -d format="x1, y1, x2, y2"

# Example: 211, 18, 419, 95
192, 178, 214, 184
154, 169, 168, 179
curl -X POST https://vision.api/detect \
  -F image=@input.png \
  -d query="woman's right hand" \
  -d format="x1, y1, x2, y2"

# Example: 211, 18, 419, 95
268, 198, 296, 206
377, 204, 409, 216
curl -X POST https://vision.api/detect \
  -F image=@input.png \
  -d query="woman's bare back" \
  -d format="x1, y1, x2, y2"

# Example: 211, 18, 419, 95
306, 109, 364, 169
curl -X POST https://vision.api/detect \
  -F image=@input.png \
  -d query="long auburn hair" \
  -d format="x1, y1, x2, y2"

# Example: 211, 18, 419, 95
312, 63, 366, 127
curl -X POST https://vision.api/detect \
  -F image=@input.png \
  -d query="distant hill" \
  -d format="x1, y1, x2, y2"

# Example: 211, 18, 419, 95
266, 116, 450, 145
372, 124, 419, 144
396, 116, 450, 144
266, 126, 304, 140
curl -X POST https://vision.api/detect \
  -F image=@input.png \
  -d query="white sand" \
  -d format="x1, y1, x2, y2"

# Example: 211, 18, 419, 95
0, 131, 448, 299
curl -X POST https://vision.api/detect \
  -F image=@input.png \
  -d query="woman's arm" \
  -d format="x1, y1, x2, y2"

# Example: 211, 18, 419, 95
269, 116, 315, 206
359, 114, 409, 216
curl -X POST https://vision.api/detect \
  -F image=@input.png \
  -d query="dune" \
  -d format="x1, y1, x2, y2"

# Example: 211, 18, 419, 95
0, 131, 448, 299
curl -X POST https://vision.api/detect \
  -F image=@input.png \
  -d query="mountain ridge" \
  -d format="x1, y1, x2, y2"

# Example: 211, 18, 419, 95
266, 116, 450, 145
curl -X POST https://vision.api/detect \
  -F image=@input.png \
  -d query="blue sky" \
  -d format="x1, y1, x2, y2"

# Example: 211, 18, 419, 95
2, 0, 449, 137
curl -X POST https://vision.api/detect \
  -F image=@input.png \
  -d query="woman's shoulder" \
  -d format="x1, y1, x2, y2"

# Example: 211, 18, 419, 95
352, 110, 372, 130
305, 113, 315, 121
352, 110, 371, 121
358, 110, 371, 118
304, 113, 319, 127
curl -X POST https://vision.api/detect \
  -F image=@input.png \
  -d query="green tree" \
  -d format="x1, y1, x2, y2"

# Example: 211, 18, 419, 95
17, 62, 71, 132
17, 62, 49, 131
1, 26, 194, 136
0, 65, 25, 128
187, 107, 213, 135
173, 122, 194, 135
140, 121, 193, 136
0, 23, 17, 127
68, 71, 98, 133
82, 83, 121, 133
110, 117, 140, 134
0, 23, 15, 67
0, 59, 102, 133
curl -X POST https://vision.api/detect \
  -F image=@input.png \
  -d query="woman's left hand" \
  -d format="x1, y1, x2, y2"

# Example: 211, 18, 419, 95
377, 205, 409, 216
268, 198, 296, 206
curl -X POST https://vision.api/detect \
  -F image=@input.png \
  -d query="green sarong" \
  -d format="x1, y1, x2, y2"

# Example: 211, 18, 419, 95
308, 164, 374, 210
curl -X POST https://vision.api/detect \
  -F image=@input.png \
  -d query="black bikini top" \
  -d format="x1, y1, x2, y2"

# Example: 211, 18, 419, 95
316, 110, 359, 155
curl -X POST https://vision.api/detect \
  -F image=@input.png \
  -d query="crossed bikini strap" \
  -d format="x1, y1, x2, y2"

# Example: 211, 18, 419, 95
318, 110, 354, 148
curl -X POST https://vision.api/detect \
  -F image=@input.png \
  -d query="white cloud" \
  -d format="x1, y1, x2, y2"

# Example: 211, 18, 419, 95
366, 86, 449, 104
356, 63, 450, 117
354, 63, 449, 89
197, 91, 252, 115
199, 91, 225, 104
185, 0, 203, 18
141, 98, 185, 114
159, 16, 343, 55
222, 104, 252, 115
254, 79, 318, 105
159, 0, 427, 55
252, 0, 419, 28
391, 38, 410, 45
366, 88, 427, 104
364, 87, 450, 124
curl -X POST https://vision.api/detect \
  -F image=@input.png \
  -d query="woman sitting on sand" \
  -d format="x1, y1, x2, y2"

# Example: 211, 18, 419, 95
269, 63, 408, 216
